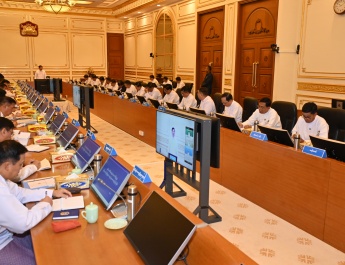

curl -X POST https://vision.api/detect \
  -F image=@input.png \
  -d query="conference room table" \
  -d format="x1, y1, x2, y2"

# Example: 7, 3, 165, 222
60, 82, 345, 253
22, 123, 257, 264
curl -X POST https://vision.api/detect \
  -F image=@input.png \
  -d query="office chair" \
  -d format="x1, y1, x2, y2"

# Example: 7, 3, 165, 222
212, 93, 224, 114
317, 107, 345, 141
271, 101, 297, 134
242, 97, 258, 122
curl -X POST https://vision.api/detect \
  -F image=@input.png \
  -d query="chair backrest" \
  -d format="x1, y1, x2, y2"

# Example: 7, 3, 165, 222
212, 93, 224, 114
271, 101, 297, 134
317, 107, 345, 141
172, 81, 177, 89
175, 88, 183, 102
185, 83, 194, 91
242, 97, 258, 122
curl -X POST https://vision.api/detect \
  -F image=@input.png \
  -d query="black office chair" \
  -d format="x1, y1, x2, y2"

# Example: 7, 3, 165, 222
175, 88, 183, 102
172, 81, 177, 89
317, 107, 345, 142
242, 97, 258, 122
212, 93, 224, 114
271, 101, 297, 134
185, 83, 193, 91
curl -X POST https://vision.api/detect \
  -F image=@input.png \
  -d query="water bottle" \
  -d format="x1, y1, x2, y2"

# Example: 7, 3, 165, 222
77, 133, 85, 148
93, 154, 102, 176
127, 184, 138, 222
253, 120, 259, 132
294, 133, 300, 150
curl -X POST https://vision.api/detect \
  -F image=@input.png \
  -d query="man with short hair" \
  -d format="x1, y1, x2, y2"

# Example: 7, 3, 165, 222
90, 74, 101, 87
162, 84, 179, 105
0, 140, 71, 265
221, 92, 243, 123
291, 102, 329, 142
197, 87, 216, 115
34, 65, 46, 79
239, 97, 282, 129
124, 80, 137, 96
162, 76, 172, 86
145, 82, 162, 100
178, 86, 197, 111
149, 75, 160, 88
175, 77, 185, 89
0, 97, 16, 117
135, 81, 146, 97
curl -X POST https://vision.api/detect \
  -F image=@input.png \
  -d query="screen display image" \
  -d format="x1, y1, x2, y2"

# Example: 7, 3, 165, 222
44, 107, 55, 124
156, 111, 196, 171
91, 156, 130, 210
124, 191, 196, 265
56, 123, 79, 149
49, 114, 66, 135
72, 137, 101, 173
73, 85, 81, 109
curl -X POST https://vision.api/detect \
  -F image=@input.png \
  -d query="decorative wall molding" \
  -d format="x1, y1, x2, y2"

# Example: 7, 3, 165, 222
177, 1, 195, 20
125, 71, 137, 76
178, 74, 194, 81
295, 94, 331, 110
224, 78, 232, 86
137, 71, 152, 77
298, 82, 345, 94
224, 3, 235, 75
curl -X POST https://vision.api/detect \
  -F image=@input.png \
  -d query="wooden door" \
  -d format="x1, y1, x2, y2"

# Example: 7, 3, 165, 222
107, 33, 124, 80
235, 0, 279, 105
197, 8, 224, 96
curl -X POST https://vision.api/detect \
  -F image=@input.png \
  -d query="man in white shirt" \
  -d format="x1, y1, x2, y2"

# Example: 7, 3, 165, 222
149, 75, 160, 88
0, 97, 16, 118
108, 79, 118, 91
221, 92, 243, 123
90, 75, 101, 87
0, 117, 40, 181
34, 65, 46, 79
124, 80, 137, 96
83, 74, 91, 85
239, 97, 282, 129
162, 84, 180, 105
291, 102, 329, 142
99, 76, 106, 87
175, 77, 186, 90
197, 87, 216, 115
178, 86, 197, 111
104, 77, 111, 88
0, 140, 71, 264
162, 76, 172, 86
135, 82, 146, 97
145, 83, 162, 100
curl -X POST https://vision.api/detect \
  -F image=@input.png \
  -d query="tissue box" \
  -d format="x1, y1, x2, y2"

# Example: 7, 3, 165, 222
28, 124, 47, 132
50, 150, 76, 164
55, 174, 90, 189
33, 135, 56, 145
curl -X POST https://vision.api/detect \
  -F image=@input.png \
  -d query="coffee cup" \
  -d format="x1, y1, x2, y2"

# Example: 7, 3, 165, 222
81, 202, 98, 224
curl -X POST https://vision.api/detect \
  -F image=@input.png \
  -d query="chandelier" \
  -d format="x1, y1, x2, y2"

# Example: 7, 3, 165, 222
35, 0, 76, 14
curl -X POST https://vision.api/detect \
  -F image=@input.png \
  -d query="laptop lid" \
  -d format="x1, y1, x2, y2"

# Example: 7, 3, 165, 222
258, 125, 294, 147
215, 113, 241, 132
166, 102, 178, 110
189, 107, 206, 115
49, 114, 66, 136
149, 98, 160, 109
136, 95, 147, 104
56, 123, 79, 149
71, 137, 101, 173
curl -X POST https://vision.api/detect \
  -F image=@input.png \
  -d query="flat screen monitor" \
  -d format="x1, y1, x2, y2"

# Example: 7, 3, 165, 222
166, 102, 178, 110
124, 191, 196, 265
44, 107, 55, 124
30, 93, 39, 104
156, 111, 196, 171
215, 113, 241, 132
149, 98, 160, 109
53, 78, 63, 101
115, 90, 122, 97
34, 79, 50, 94
35, 97, 45, 110
189, 107, 206, 115
332, 99, 345, 110
73, 85, 81, 109
38, 102, 48, 113
126, 92, 133, 99
310, 135, 345, 162
136, 95, 147, 104
90, 156, 131, 210
258, 125, 294, 147
80, 86, 94, 109
71, 137, 101, 173
56, 123, 79, 149
49, 114, 66, 135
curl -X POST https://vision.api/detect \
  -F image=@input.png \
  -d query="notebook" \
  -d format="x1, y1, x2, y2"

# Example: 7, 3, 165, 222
53, 209, 80, 220
52, 196, 85, 212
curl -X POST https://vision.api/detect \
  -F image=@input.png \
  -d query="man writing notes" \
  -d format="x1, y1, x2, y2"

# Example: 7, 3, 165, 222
197, 87, 216, 116
178, 86, 197, 111
162, 84, 179, 105
34, 65, 46, 79
221, 92, 243, 123
238, 97, 282, 129
0, 140, 71, 265
291, 102, 329, 142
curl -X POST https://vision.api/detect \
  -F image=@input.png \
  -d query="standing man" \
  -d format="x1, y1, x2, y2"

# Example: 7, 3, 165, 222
221, 92, 243, 123
201, 64, 213, 96
34, 65, 46, 79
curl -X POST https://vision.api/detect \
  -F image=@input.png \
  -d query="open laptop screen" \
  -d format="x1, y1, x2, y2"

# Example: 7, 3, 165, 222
72, 137, 101, 173
56, 123, 79, 149
49, 114, 66, 135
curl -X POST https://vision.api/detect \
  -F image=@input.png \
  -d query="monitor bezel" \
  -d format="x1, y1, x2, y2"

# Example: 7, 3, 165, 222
72, 137, 101, 173
49, 114, 66, 136
215, 113, 241, 132
56, 123, 79, 149
258, 125, 294, 147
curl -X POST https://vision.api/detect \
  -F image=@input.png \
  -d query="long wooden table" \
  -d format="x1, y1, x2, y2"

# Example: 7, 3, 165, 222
24, 122, 257, 264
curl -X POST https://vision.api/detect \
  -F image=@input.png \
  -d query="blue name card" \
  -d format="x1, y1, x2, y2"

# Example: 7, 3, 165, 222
250, 131, 268, 141
55, 106, 61, 112
44, 97, 48, 102
142, 102, 150, 107
132, 165, 152, 183
158, 106, 166, 111
302, 146, 327, 158
103, 143, 117, 156
62, 111, 68, 119
71, 119, 80, 127
129, 98, 137, 103
49, 101, 54, 107
87, 129, 96, 140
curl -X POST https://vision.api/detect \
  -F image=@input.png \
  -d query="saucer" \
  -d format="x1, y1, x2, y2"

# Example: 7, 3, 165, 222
104, 218, 127, 230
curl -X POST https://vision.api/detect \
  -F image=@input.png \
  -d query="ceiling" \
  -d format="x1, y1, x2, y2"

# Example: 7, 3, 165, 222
3, 0, 181, 18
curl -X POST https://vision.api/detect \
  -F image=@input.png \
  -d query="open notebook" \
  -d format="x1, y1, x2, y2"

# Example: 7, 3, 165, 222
52, 196, 84, 212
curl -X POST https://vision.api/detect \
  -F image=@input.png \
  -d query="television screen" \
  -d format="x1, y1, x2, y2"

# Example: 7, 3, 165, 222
80, 86, 94, 109
258, 125, 294, 147
156, 111, 196, 171
90, 156, 131, 210
56, 123, 79, 149
73, 85, 81, 109
124, 191, 196, 265
310, 135, 345, 162
44, 107, 55, 124
49, 114, 66, 135
53, 78, 63, 101
71, 137, 101, 173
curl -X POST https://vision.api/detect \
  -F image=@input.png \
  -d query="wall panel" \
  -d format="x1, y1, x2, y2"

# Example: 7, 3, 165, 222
136, 32, 153, 68
125, 35, 136, 67
30, 15, 68, 30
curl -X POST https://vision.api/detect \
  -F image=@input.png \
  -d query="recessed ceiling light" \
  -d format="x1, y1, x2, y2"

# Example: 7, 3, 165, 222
124, 17, 127, 18
157, 4, 161, 6
138, 12, 141, 13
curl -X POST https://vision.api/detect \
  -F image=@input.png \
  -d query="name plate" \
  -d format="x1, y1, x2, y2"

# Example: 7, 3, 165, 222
44, 97, 48, 102
132, 165, 151, 183
62, 111, 68, 119
55, 106, 61, 112
71, 119, 80, 127
158, 106, 166, 111
302, 146, 327, 158
87, 129, 96, 140
142, 102, 150, 107
103, 143, 117, 156
129, 98, 137, 103
49, 101, 54, 107
249, 131, 268, 141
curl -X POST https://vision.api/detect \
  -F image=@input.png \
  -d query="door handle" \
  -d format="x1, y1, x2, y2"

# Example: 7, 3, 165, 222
252, 63, 255, 87
254, 62, 259, 87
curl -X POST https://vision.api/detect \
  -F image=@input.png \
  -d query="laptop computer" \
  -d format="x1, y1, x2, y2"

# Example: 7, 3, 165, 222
189, 107, 206, 115
56, 123, 79, 149
258, 125, 294, 147
149, 98, 160, 109
136, 95, 147, 104
115, 90, 122, 96
166, 102, 178, 110
215, 113, 241, 132
126, 92, 133, 99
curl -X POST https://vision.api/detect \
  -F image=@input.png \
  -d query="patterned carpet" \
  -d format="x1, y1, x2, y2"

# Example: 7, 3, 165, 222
67, 103, 345, 265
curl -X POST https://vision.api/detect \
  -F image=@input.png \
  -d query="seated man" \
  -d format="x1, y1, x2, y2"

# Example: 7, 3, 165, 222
178, 86, 197, 111
108, 79, 118, 91
0, 117, 40, 181
197, 87, 216, 116
145, 82, 162, 101
0, 140, 71, 265
149, 75, 160, 88
175, 76, 185, 90
221, 92, 243, 123
162, 76, 172, 86
99, 76, 105, 87
117, 80, 126, 93
291, 102, 329, 142
0, 97, 16, 118
162, 84, 179, 105
135, 81, 146, 97
124, 80, 137, 96
239, 97, 282, 129
90, 74, 101, 87
83, 74, 91, 85
104, 77, 111, 88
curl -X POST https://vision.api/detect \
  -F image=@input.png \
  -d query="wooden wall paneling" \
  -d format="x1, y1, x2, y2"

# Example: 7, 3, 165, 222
107, 33, 124, 80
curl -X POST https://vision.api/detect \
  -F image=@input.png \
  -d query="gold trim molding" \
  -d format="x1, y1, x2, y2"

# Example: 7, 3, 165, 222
179, 75, 194, 81
298, 82, 345, 94
137, 72, 152, 77
224, 79, 232, 86
125, 71, 136, 76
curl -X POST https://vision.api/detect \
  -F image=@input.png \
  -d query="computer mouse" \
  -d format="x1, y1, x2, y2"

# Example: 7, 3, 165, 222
65, 187, 81, 194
